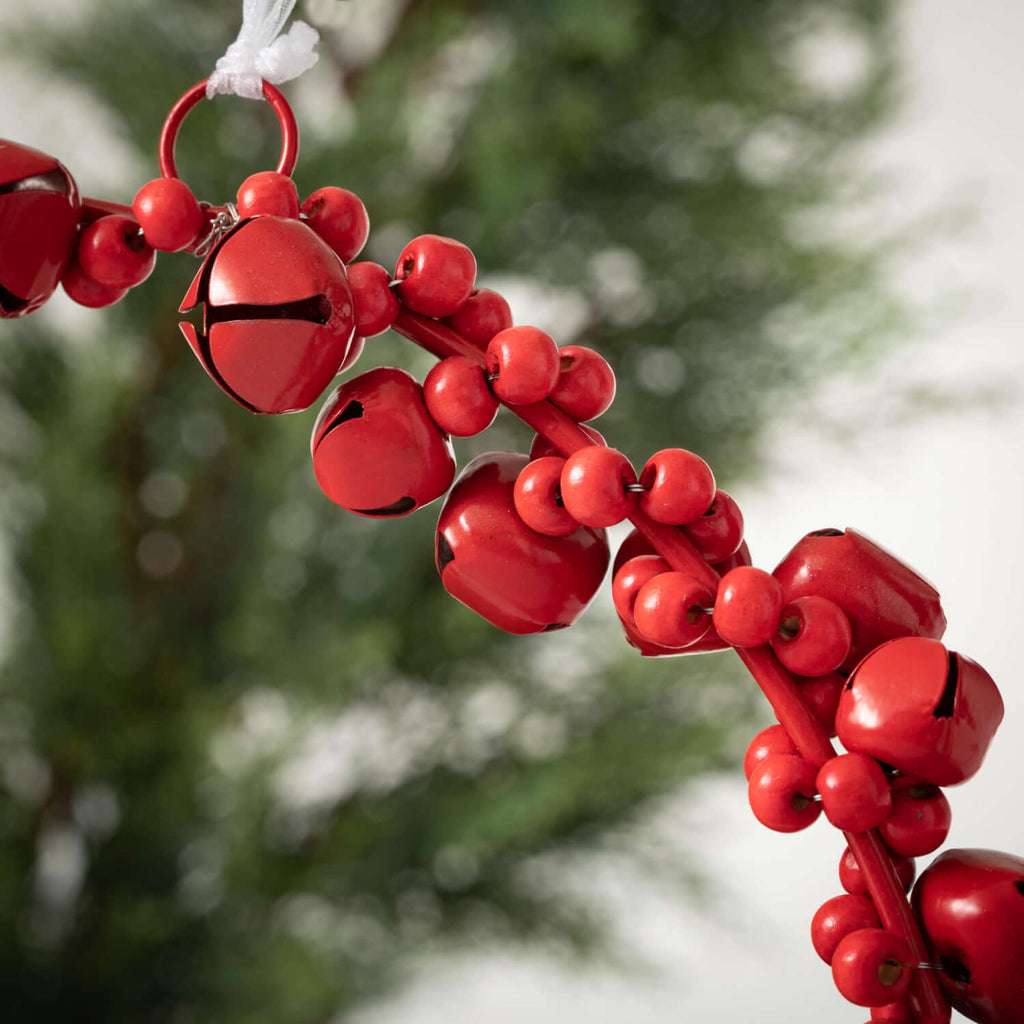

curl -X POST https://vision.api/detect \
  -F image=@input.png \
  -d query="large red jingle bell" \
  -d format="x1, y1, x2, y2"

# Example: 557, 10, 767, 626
179, 216, 355, 414
836, 636, 1003, 786
0, 139, 80, 317
436, 452, 610, 635
312, 366, 456, 518
911, 848, 1024, 1024
772, 528, 946, 674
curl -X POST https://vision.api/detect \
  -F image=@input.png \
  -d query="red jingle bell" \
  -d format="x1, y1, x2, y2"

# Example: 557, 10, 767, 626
436, 451, 609, 635
912, 848, 1024, 1024
772, 528, 947, 674
0, 138, 80, 317
312, 366, 456, 517
835, 636, 1003, 786
179, 216, 356, 414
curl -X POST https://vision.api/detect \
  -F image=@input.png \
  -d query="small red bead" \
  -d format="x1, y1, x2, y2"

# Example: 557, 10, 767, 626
486, 325, 560, 406
301, 186, 369, 263
442, 287, 513, 348
347, 261, 400, 338
529, 424, 606, 460
548, 345, 616, 422
395, 234, 476, 318
712, 539, 753, 575
559, 446, 637, 528
612, 553, 670, 630
77, 215, 156, 290
423, 355, 500, 437
831, 928, 913, 1007
236, 171, 300, 219
771, 595, 853, 677
811, 893, 881, 964
713, 566, 784, 648
879, 785, 951, 857
61, 258, 128, 308
683, 489, 744, 562
132, 177, 205, 252
839, 846, 916, 895
633, 571, 714, 649
870, 1002, 912, 1023
513, 457, 579, 537
747, 754, 821, 833
795, 672, 845, 738
743, 724, 797, 781
817, 753, 893, 833
638, 448, 716, 526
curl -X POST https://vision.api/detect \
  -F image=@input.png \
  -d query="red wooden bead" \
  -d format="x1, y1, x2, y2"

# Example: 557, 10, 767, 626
831, 928, 913, 1007
772, 528, 947, 674
912, 848, 1024, 1024
795, 672, 845, 738
513, 457, 579, 537
347, 261, 400, 338
395, 234, 476, 318
682, 489, 744, 562
771, 595, 852, 677
442, 287, 513, 348
880, 785, 951, 857
61, 258, 128, 309
633, 571, 713, 649
870, 1000, 912, 1023
747, 754, 821, 833
548, 345, 616, 422
811, 893, 881, 964
529, 423, 606, 460
713, 566, 784, 648
436, 451, 609, 635
423, 355, 500, 437
237, 171, 300, 219
839, 845, 916, 895
312, 366, 455, 517
836, 636, 1004, 787
179, 217, 355, 414
301, 186, 369, 264
637, 448, 716, 526
133, 177, 205, 252
743, 724, 797, 781
77, 214, 156, 290
0, 139, 80, 317
612, 553, 670, 628
560, 446, 637, 528
485, 325, 560, 406
816, 753, 892, 833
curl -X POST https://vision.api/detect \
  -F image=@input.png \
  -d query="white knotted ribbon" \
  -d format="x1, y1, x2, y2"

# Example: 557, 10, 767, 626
206, 0, 320, 100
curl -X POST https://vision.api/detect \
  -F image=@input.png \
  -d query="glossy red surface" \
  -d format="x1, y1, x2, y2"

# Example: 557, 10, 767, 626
795, 671, 845, 737
772, 595, 853, 677
237, 171, 300, 219
811, 893, 880, 964
747, 754, 821, 833
513, 456, 578, 537
880, 785, 951, 857
840, 845, 916, 895
682, 488, 744, 562
435, 451, 609, 635
394, 234, 476, 318
61, 258, 127, 308
772, 528, 947, 673
312, 366, 455, 518
0, 138, 80, 317
817, 753, 892, 833
713, 566, 783, 648
423, 355, 499, 437
77, 214, 155, 289
179, 216, 355, 413
836, 636, 1004, 787
347, 261, 399, 338
637, 447, 716, 527
560, 446, 637, 528
912, 848, 1024, 1024
743, 724, 798, 780
133, 177, 205, 252
831, 928, 913, 1007
300, 186, 369, 263
548, 345, 616, 422
530, 423, 606, 460
632, 571, 713, 649
486, 326, 560, 406
442, 288, 513, 348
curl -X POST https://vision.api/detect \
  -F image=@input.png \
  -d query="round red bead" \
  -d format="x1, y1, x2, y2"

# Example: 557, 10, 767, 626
831, 928, 913, 1007
880, 785, 951, 857
347, 261, 400, 338
632, 571, 713, 649
442, 287, 513, 348
747, 754, 821, 833
817, 753, 892, 833
301, 186, 369, 264
811, 893, 881, 964
132, 177, 205, 252
638, 448, 716, 526
559, 446, 637, 528
423, 355, 499, 437
743, 724, 797, 781
485, 325, 560, 406
395, 234, 476, 318
839, 845, 916, 895
61, 258, 128, 308
236, 171, 300, 219
77, 214, 156, 289
683, 489, 744, 562
612, 553, 670, 630
513, 457, 579, 538
771, 595, 853, 677
796, 671, 845, 738
548, 345, 616, 422
713, 566, 784, 648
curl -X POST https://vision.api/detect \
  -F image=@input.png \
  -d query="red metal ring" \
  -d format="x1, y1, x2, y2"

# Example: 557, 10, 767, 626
158, 78, 299, 181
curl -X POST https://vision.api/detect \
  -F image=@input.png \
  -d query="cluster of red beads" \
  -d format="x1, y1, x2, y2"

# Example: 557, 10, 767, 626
4, 80, 1024, 1024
